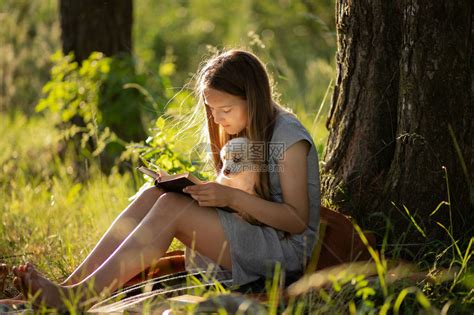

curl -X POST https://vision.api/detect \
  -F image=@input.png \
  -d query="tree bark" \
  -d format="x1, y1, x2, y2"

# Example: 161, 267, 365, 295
59, 0, 133, 62
323, 0, 473, 255
58, 0, 145, 173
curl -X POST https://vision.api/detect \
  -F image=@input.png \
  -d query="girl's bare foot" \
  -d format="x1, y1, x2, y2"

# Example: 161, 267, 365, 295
11, 264, 30, 300
0, 263, 8, 292
0, 264, 26, 305
12, 274, 25, 300
13, 263, 92, 311
12, 263, 71, 298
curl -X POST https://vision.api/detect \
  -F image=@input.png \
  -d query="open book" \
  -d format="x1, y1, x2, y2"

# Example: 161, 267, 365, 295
137, 166, 235, 213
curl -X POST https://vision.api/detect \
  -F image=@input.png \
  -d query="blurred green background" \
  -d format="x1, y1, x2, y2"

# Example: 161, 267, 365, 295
2, 3, 472, 313
0, 0, 335, 285
0, 0, 336, 141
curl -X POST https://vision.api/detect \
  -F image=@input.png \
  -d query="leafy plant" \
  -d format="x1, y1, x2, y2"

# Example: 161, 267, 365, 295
35, 51, 147, 173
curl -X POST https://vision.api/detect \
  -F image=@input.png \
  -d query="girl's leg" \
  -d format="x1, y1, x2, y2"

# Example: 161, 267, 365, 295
6, 186, 165, 302
61, 186, 166, 285
14, 192, 232, 309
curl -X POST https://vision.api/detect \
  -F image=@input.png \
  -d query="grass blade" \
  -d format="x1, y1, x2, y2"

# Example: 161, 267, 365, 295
402, 205, 426, 238
429, 201, 450, 216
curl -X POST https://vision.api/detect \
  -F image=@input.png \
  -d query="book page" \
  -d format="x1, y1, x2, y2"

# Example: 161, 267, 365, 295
138, 166, 204, 185
137, 166, 160, 179
149, 163, 170, 177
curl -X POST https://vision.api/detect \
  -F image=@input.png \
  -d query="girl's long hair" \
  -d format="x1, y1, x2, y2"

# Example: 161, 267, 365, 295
195, 49, 288, 201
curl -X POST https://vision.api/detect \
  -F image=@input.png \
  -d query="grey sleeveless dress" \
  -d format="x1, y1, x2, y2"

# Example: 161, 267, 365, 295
185, 110, 321, 286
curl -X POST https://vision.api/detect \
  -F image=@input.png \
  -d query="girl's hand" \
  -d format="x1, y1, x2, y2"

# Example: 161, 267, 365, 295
183, 182, 234, 208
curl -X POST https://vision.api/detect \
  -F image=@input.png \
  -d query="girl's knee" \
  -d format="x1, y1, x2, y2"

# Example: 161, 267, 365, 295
156, 192, 185, 207
150, 192, 191, 217
140, 186, 166, 201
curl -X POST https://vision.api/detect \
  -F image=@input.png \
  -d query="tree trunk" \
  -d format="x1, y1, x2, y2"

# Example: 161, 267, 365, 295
58, 0, 145, 174
59, 0, 133, 62
322, 0, 473, 256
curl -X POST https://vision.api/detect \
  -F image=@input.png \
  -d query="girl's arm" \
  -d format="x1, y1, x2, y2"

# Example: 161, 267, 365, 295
228, 140, 311, 235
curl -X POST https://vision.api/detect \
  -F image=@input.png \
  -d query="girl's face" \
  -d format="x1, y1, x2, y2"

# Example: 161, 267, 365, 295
203, 87, 248, 135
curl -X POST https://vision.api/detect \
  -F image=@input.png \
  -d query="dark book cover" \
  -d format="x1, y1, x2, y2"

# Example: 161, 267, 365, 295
153, 177, 196, 194
154, 178, 235, 213
137, 166, 235, 213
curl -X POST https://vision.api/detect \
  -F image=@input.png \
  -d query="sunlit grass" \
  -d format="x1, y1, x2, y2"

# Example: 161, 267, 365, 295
0, 111, 182, 294
4, 0, 472, 313
2, 108, 472, 313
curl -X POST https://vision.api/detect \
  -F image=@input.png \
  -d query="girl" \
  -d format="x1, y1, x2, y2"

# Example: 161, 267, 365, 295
12, 49, 321, 309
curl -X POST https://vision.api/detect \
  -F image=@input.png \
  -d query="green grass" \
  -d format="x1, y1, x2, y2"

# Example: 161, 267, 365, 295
1, 110, 472, 314
2, 1, 471, 313
0, 111, 183, 294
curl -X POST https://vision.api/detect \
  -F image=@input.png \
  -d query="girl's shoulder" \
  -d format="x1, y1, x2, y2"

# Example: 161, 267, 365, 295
273, 107, 305, 133
270, 106, 314, 155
